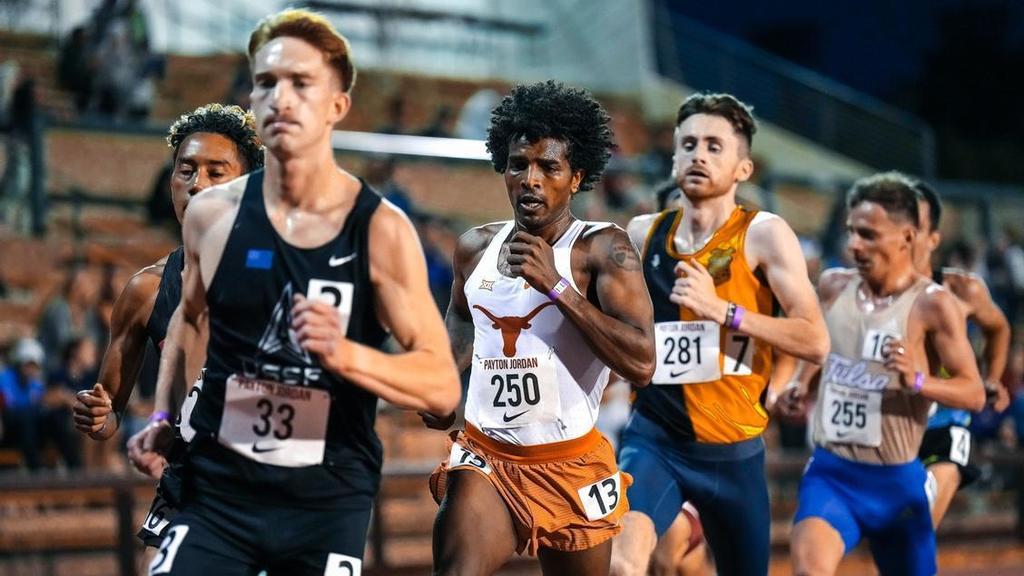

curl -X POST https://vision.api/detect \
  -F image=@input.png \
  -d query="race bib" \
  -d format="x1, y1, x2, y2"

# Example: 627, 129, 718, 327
861, 328, 901, 362
217, 375, 330, 467
448, 441, 491, 475
822, 382, 883, 446
177, 372, 204, 444
577, 472, 622, 521
653, 321, 721, 384
473, 355, 560, 428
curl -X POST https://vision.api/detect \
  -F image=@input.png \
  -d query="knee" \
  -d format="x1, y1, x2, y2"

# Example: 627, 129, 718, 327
791, 545, 834, 576
608, 555, 646, 576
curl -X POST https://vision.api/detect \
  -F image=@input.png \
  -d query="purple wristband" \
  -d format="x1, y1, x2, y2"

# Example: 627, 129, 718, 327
149, 411, 170, 424
913, 371, 925, 394
728, 304, 746, 330
547, 277, 570, 301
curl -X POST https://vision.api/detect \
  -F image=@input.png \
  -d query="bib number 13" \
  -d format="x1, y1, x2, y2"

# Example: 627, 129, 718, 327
578, 472, 621, 521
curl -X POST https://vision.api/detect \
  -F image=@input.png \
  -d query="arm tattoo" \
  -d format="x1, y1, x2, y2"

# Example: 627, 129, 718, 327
609, 239, 641, 271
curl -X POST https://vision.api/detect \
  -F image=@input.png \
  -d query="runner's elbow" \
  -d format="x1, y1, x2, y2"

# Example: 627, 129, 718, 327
621, 354, 655, 387
806, 331, 830, 365
966, 384, 986, 412
426, 373, 462, 416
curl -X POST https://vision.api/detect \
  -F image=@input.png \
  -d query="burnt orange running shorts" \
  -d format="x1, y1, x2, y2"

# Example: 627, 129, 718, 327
430, 424, 632, 555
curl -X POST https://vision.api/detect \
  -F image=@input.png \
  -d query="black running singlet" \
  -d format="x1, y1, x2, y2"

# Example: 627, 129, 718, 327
187, 170, 388, 508
146, 245, 184, 350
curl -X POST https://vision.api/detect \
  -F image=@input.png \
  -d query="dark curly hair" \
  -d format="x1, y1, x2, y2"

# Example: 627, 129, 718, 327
485, 81, 614, 192
167, 103, 264, 171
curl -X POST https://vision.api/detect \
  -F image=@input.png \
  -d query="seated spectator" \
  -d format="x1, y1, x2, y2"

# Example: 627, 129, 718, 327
57, 26, 93, 113
419, 105, 454, 138
47, 336, 99, 394
36, 262, 105, 375
0, 338, 81, 470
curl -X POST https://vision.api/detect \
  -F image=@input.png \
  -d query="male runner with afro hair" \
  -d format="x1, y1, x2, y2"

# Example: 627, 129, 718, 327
422, 80, 655, 576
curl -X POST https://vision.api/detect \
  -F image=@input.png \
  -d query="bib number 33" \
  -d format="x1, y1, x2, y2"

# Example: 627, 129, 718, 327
218, 375, 331, 467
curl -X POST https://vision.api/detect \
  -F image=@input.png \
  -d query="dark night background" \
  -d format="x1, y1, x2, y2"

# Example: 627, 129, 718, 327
660, 0, 1024, 183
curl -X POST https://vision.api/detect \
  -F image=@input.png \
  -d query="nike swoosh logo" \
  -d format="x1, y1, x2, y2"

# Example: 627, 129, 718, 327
252, 442, 283, 454
329, 253, 357, 267
503, 410, 529, 423
669, 369, 693, 378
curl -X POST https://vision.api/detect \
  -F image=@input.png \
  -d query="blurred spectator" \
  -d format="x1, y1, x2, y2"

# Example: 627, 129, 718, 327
36, 263, 105, 374
226, 59, 254, 109
87, 0, 157, 121
1005, 343, 1024, 443
455, 88, 501, 140
638, 123, 675, 184
0, 68, 37, 233
57, 26, 93, 113
419, 105, 455, 138
91, 19, 140, 120
416, 214, 457, 312
365, 155, 415, 216
0, 338, 81, 470
47, 336, 99, 394
376, 96, 411, 135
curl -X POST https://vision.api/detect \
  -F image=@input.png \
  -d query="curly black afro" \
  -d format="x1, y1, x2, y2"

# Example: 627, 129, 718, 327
485, 80, 614, 192
166, 103, 264, 171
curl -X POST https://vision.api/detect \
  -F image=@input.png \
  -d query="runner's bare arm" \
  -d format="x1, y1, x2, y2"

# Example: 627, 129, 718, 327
446, 226, 498, 373
740, 216, 830, 363
957, 273, 1011, 383
152, 192, 227, 416
73, 267, 160, 439
299, 204, 461, 415
901, 287, 985, 411
557, 227, 656, 385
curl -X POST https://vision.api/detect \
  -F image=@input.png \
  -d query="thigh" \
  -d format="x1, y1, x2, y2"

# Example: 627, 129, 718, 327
433, 469, 518, 576
618, 435, 685, 536
867, 519, 936, 576
867, 476, 935, 576
538, 538, 611, 576
270, 507, 372, 576
148, 514, 257, 576
790, 517, 846, 576
696, 455, 769, 576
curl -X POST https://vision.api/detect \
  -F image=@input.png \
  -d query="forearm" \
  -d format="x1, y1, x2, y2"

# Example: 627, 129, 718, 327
919, 375, 985, 411
735, 311, 829, 364
337, 339, 460, 414
556, 288, 654, 384
981, 324, 1011, 383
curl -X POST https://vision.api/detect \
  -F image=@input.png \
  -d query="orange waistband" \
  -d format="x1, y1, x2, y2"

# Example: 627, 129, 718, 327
464, 424, 604, 464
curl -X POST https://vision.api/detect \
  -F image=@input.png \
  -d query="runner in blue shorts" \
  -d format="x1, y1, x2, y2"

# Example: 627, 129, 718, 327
782, 172, 985, 575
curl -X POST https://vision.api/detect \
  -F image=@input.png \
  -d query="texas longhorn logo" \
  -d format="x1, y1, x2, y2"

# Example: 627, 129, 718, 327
473, 302, 555, 357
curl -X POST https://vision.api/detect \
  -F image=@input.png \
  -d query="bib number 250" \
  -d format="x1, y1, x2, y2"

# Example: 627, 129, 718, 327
491, 373, 541, 408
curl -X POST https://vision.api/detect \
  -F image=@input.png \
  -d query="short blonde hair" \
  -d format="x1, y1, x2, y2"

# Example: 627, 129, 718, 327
248, 9, 356, 93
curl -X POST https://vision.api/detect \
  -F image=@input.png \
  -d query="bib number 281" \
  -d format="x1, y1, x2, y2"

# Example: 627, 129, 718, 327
578, 472, 621, 521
